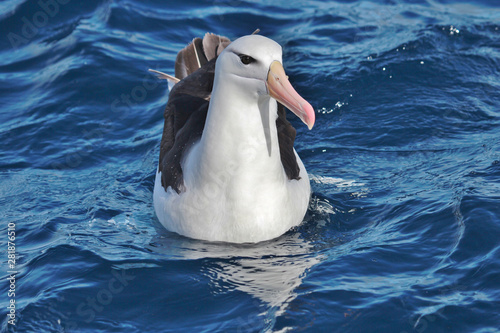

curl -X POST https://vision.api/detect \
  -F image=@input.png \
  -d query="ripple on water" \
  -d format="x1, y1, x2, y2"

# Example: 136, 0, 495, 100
1, 0, 500, 332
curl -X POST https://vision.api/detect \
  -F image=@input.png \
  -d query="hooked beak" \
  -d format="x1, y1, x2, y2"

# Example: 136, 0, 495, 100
266, 61, 315, 130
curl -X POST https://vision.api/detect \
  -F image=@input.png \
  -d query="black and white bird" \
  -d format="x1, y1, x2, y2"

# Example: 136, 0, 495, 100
152, 33, 315, 243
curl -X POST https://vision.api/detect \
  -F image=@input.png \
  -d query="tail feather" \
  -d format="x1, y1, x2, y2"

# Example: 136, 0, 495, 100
174, 33, 231, 80
148, 69, 180, 91
202, 33, 231, 62
175, 37, 204, 80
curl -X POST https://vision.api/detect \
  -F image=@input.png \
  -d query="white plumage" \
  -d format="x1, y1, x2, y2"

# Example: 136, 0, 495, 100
153, 34, 315, 243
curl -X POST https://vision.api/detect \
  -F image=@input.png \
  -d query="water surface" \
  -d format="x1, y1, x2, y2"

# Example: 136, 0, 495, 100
1, 0, 499, 332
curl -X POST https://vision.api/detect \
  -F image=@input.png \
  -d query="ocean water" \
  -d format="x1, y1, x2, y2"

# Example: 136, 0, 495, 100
1, 0, 499, 332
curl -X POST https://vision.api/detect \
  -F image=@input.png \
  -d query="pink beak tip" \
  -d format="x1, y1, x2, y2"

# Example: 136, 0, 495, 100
303, 102, 315, 130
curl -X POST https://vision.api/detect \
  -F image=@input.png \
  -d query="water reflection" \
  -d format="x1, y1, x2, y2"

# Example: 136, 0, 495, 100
149, 228, 323, 313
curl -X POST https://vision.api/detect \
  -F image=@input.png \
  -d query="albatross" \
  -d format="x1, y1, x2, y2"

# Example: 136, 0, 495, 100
152, 33, 315, 243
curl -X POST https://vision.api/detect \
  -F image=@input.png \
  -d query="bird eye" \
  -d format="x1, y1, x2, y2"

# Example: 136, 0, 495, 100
239, 54, 255, 65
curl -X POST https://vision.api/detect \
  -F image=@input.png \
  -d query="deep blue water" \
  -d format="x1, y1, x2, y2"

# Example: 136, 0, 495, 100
1, 0, 500, 332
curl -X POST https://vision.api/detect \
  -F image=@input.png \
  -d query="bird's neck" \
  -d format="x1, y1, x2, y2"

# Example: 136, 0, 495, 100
190, 77, 285, 188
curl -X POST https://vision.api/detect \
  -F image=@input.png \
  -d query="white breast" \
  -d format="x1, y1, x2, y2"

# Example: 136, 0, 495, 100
153, 146, 310, 243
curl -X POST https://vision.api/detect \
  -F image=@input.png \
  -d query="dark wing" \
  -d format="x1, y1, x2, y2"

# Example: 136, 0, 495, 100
158, 59, 215, 193
159, 33, 230, 193
276, 103, 301, 180
158, 33, 300, 193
